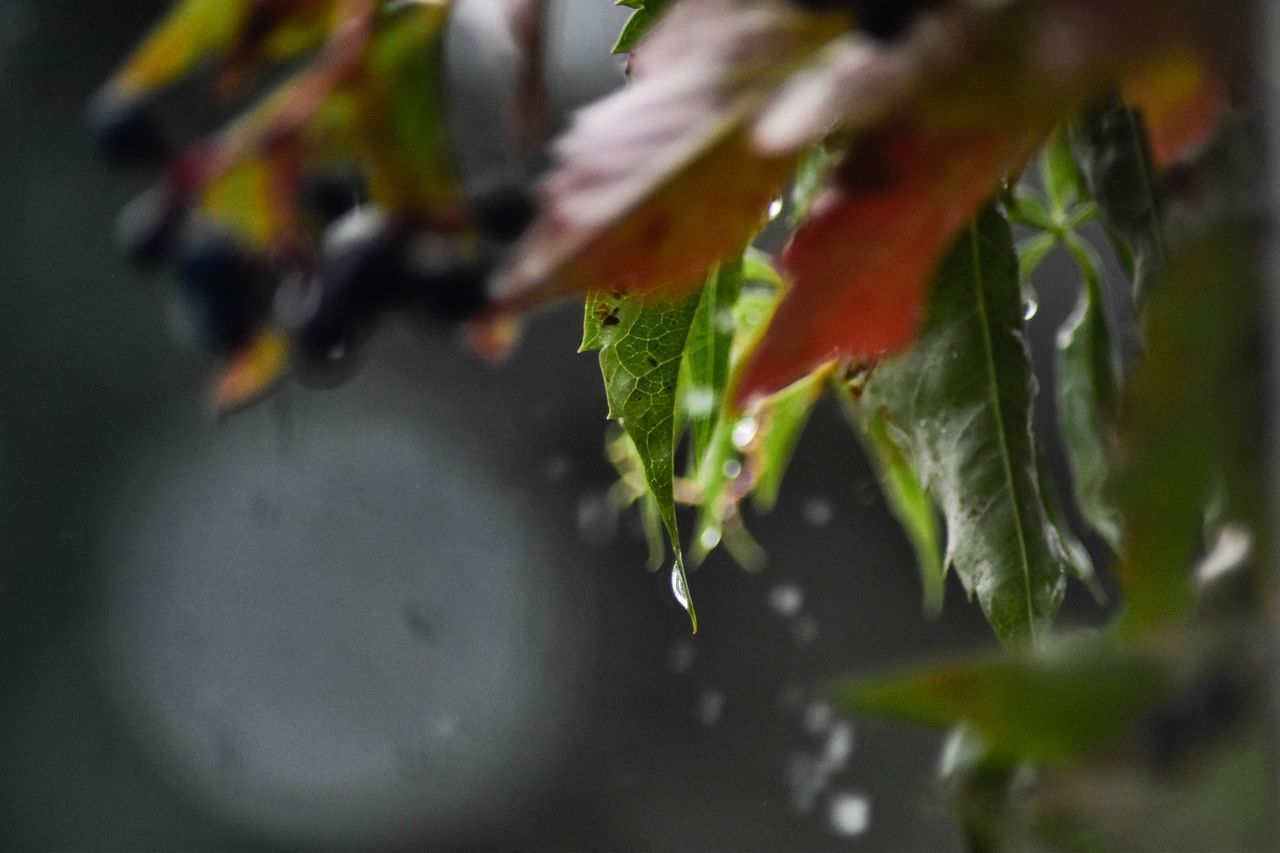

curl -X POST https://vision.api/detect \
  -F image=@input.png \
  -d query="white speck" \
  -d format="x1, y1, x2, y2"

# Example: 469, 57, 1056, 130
803, 701, 833, 736
669, 640, 696, 674
699, 526, 722, 551
767, 583, 804, 617
823, 722, 855, 769
732, 417, 759, 449
1023, 297, 1039, 320
698, 688, 725, 726
828, 791, 871, 837
715, 307, 736, 334
802, 497, 833, 527
576, 491, 618, 548
542, 455, 571, 482
792, 616, 820, 646
722, 459, 742, 479
1196, 523, 1253, 585
768, 196, 785, 221
670, 566, 692, 612
684, 386, 716, 418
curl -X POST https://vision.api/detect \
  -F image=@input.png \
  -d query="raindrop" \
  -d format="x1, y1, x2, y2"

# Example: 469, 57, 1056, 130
828, 791, 871, 837
767, 583, 804, 617
731, 417, 759, 449
803, 700, 834, 736
698, 689, 725, 726
768, 196, 785, 221
670, 565, 692, 612
669, 640, 696, 674
802, 497, 833, 527
699, 526, 722, 551
722, 459, 743, 479
1023, 297, 1039, 320
576, 491, 618, 548
684, 386, 716, 418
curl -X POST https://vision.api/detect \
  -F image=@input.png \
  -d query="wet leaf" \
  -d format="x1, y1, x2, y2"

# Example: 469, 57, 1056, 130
583, 287, 702, 630
1055, 234, 1124, 551
681, 259, 743, 465
844, 397, 946, 615
1071, 98, 1167, 310
846, 206, 1080, 646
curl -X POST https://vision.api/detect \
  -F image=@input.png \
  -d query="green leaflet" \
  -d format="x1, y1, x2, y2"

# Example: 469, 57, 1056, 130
751, 370, 824, 512
1071, 98, 1167, 311
681, 259, 743, 466
841, 394, 946, 616
583, 287, 702, 631
834, 639, 1172, 764
613, 0, 673, 54
1055, 234, 1124, 551
852, 205, 1080, 646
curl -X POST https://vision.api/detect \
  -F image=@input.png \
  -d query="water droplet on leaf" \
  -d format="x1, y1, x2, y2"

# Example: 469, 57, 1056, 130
732, 417, 758, 449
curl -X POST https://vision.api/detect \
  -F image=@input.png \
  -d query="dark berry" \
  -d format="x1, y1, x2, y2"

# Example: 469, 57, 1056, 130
472, 184, 535, 243
179, 240, 272, 352
87, 100, 170, 167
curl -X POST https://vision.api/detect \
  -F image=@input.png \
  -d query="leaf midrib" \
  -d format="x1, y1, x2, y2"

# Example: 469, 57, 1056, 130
969, 222, 1037, 644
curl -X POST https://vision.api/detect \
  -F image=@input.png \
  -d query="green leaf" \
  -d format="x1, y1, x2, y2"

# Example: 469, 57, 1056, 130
751, 371, 824, 512
789, 143, 838, 225
834, 640, 1172, 764
1071, 98, 1167, 310
859, 403, 946, 615
1041, 126, 1087, 214
612, 0, 672, 54
680, 259, 743, 465
583, 287, 702, 631
1111, 217, 1261, 633
849, 206, 1079, 646
1055, 234, 1124, 551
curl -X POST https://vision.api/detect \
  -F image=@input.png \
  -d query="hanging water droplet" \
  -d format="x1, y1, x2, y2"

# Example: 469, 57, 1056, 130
827, 791, 871, 837
732, 417, 759, 450
699, 526, 722, 551
1023, 296, 1039, 320
768, 196, 785, 221
670, 565, 691, 611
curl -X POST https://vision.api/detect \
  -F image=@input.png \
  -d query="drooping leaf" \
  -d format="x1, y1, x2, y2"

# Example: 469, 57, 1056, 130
680, 259, 743, 465
835, 640, 1173, 764
1055, 233, 1124, 551
583, 287, 702, 631
846, 206, 1081, 646
842, 393, 946, 615
1071, 98, 1167, 310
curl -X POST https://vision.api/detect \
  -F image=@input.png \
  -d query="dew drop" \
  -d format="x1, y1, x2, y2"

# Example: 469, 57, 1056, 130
722, 459, 742, 479
1023, 297, 1039, 320
768, 196, 785, 221
828, 791, 871, 837
731, 417, 759, 450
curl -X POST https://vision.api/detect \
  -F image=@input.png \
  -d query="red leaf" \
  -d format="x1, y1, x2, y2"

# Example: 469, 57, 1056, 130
733, 124, 1040, 407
